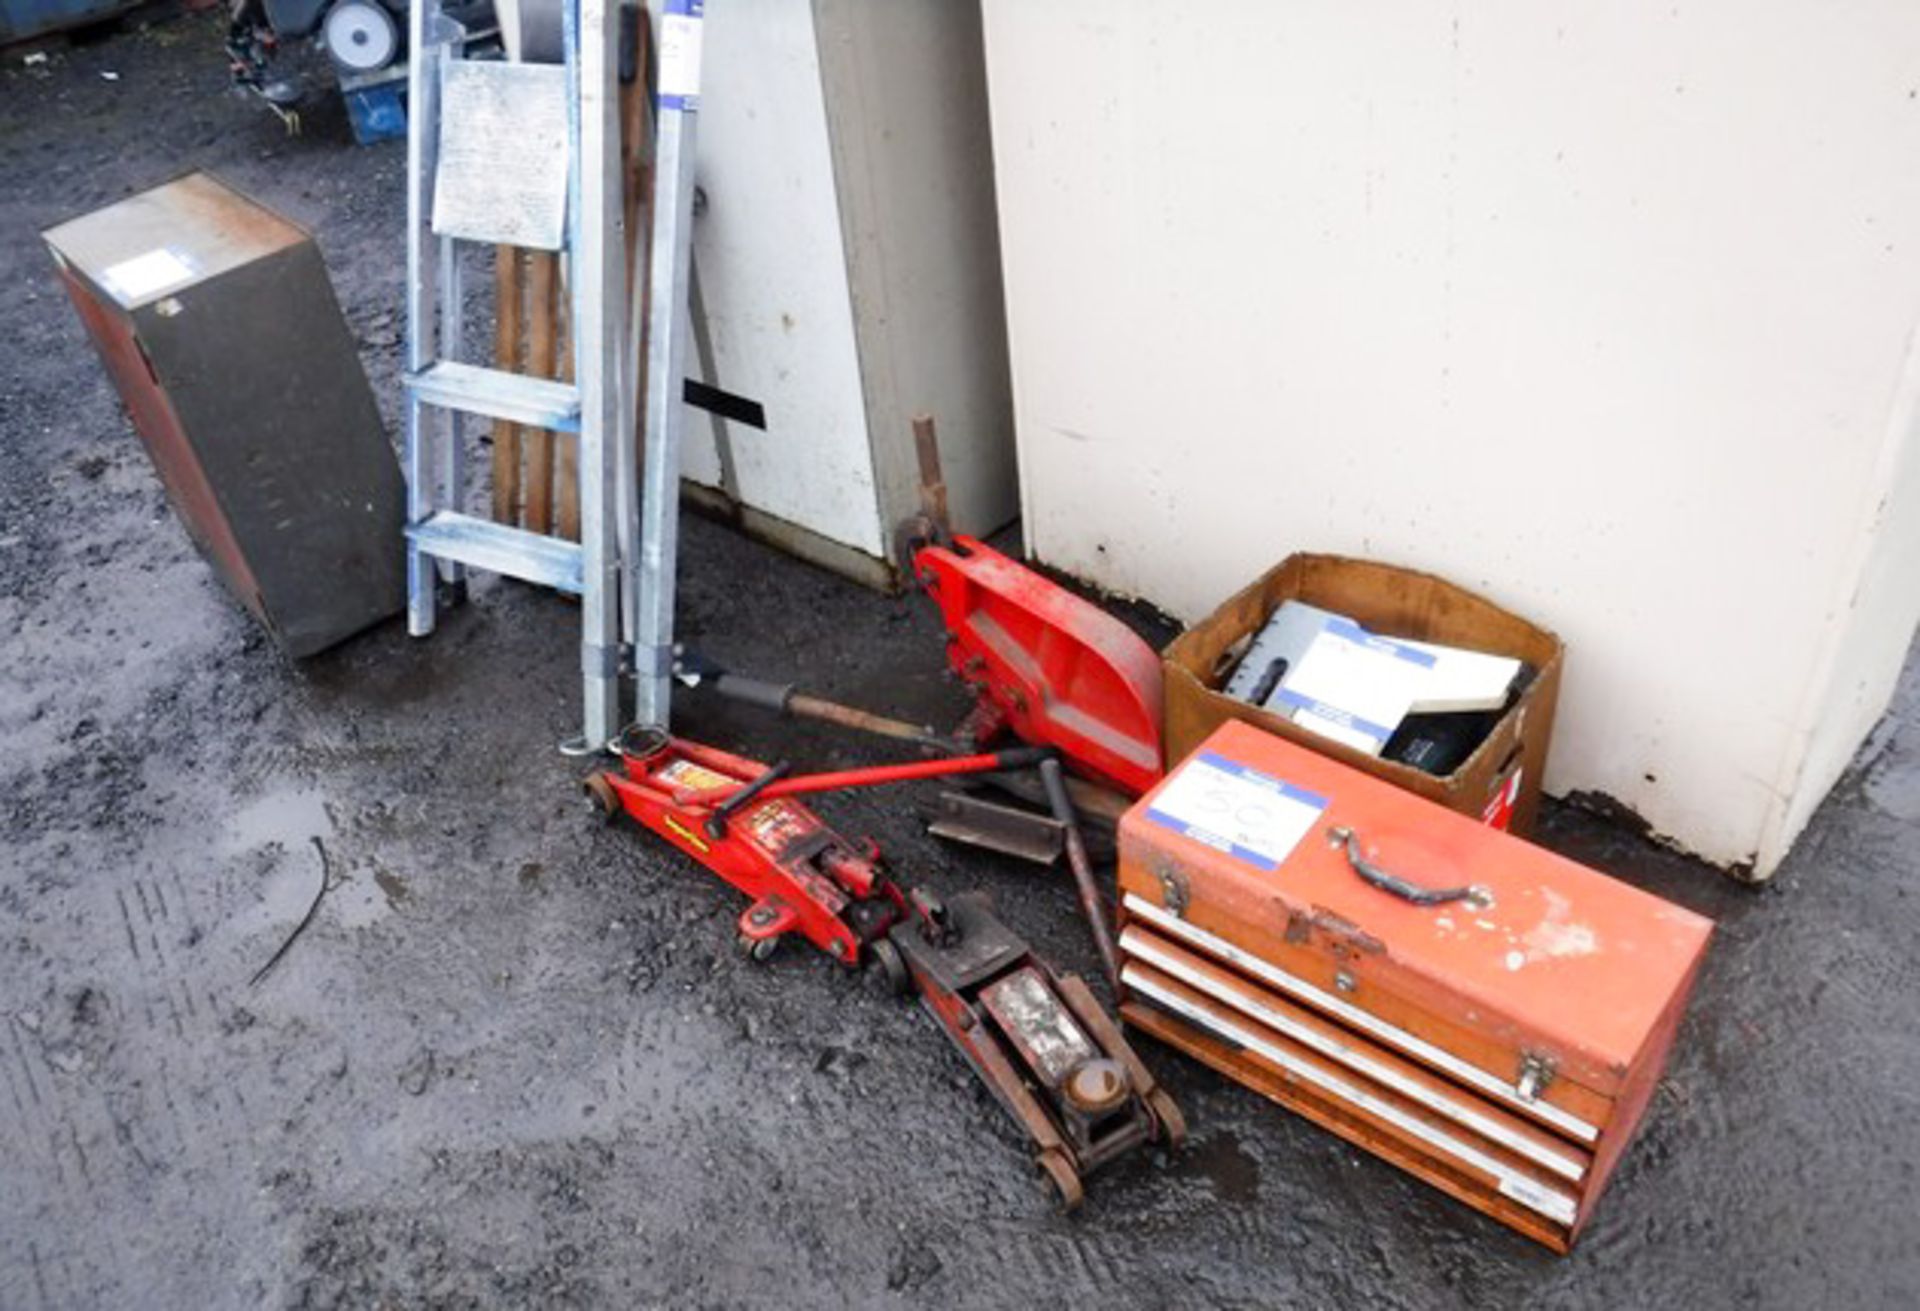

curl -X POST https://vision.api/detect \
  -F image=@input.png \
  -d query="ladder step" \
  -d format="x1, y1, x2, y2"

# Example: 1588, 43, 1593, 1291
407, 361, 581, 431
406, 510, 584, 594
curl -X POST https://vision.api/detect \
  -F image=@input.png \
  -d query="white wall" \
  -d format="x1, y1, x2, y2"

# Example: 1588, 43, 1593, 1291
980, 1, 1920, 876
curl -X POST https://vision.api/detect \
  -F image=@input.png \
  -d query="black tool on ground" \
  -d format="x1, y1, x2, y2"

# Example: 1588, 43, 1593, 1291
869, 889, 1184, 1209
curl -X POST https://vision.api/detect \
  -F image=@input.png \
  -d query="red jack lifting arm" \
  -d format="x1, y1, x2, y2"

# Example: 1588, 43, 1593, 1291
728, 746, 1056, 806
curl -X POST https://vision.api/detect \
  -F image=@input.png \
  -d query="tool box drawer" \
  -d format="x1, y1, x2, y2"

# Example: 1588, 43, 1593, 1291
1116, 720, 1711, 1250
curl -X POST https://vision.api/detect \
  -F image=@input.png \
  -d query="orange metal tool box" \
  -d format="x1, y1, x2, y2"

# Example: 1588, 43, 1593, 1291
1116, 720, 1711, 1250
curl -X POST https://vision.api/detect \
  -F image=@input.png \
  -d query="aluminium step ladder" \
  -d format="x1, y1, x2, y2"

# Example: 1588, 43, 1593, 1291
401, 0, 692, 752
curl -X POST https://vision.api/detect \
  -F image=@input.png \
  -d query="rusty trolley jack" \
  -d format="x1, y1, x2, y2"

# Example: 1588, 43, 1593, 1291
583, 728, 1184, 1207
871, 889, 1183, 1207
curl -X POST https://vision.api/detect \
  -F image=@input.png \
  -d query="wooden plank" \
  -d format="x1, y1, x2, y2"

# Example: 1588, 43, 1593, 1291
490, 245, 524, 523
524, 250, 558, 535
555, 274, 579, 541
911, 413, 950, 533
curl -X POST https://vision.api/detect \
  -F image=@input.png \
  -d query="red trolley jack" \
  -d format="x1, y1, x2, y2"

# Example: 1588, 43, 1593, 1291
582, 729, 1184, 1205
583, 727, 1053, 963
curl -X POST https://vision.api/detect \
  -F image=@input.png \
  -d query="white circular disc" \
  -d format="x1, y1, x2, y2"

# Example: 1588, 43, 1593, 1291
324, 0, 399, 74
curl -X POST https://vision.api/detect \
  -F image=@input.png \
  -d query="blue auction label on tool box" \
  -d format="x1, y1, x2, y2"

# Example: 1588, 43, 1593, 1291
1147, 750, 1328, 872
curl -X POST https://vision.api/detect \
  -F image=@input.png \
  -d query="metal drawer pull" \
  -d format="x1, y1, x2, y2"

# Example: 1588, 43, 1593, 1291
1329, 826, 1491, 909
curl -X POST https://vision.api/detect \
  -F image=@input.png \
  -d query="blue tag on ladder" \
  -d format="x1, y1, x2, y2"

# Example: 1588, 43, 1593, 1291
659, 0, 704, 112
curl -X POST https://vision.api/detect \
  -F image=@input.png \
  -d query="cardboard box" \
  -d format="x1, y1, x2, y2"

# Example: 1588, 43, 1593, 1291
1117, 720, 1713, 1250
1162, 554, 1563, 835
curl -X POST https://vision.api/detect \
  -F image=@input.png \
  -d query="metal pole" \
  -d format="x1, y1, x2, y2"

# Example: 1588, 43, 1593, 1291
435, 23, 466, 590
634, 0, 705, 729
1040, 757, 1124, 995
403, 0, 446, 637
574, 0, 624, 749
615, 2, 646, 658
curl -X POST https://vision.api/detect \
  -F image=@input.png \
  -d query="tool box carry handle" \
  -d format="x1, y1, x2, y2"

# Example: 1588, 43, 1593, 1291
1327, 826, 1490, 909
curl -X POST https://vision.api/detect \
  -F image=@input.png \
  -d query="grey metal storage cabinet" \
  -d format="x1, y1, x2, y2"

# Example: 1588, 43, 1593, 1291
45, 172, 406, 657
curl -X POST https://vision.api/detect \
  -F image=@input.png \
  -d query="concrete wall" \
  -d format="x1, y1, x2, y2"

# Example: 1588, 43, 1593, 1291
979, 1, 1920, 877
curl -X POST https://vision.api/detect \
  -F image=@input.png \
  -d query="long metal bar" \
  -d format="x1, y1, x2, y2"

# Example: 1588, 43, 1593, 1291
435, 23, 467, 588
615, 0, 648, 654
1040, 756, 1123, 994
688, 747, 1055, 808
407, 511, 586, 594
633, 0, 707, 728
402, 0, 446, 636
574, 0, 625, 749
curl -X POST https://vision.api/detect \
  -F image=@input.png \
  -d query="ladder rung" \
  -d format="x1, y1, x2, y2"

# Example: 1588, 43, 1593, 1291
407, 361, 581, 431
407, 510, 584, 594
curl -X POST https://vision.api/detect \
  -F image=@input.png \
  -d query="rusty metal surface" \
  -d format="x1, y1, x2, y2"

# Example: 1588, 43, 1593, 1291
887, 892, 1026, 994
785, 692, 941, 746
979, 966, 1097, 1090
1063, 1058, 1130, 1115
49, 261, 268, 627
927, 790, 1064, 864
43, 172, 307, 309
1041, 756, 1123, 992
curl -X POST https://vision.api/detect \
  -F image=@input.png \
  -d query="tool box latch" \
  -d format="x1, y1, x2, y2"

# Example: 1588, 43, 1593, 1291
1516, 1051, 1557, 1102
1153, 864, 1190, 917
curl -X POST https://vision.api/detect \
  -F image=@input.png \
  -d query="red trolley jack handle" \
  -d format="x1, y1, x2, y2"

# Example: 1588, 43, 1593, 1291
690, 745, 1057, 813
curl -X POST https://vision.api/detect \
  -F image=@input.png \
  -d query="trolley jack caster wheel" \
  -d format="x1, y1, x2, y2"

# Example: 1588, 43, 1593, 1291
1148, 1088, 1188, 1152
736, 933, 779, 963
582, 772, 620, 822
868, 938, 911, 998
1036, 1147, 1084, 1211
